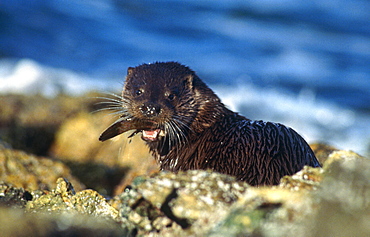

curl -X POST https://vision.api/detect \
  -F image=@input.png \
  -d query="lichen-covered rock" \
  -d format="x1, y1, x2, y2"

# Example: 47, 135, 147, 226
0, 182, 33, 208
279, 166, 323, 191
114, 170, 251, 236
0, 179, 130, 237
26, 178, 119, 222
110, 149, 370, 237
208, 187, 313, 237
0, 149, 85, 191
0, 146, 369, 236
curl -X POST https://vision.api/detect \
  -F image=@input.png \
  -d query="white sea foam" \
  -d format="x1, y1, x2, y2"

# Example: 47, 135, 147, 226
0, 59, 115, 97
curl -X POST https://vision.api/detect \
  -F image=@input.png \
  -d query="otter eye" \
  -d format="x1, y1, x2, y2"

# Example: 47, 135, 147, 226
167, 93, 176, 101
135, 89, 143, 96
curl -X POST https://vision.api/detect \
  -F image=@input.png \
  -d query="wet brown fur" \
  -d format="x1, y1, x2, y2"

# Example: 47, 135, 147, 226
100, 62, 320, 186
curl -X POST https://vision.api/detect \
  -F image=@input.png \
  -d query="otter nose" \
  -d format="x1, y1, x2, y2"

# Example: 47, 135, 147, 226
140, 103, 161, 117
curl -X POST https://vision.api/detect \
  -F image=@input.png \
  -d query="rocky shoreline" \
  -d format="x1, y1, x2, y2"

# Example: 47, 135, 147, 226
0, 93, 369, 236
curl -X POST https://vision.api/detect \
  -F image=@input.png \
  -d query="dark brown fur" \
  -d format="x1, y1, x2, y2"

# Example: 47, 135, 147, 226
99, 62, 320, 186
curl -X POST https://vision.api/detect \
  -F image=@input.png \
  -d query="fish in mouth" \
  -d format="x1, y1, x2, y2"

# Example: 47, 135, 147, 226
99, 118, 163, 142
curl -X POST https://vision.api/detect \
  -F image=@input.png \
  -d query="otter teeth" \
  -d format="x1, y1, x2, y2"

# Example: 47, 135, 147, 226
142, 129, 161, 141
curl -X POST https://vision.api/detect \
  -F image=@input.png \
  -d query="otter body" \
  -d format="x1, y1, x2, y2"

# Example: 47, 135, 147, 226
100, 62, 320, 186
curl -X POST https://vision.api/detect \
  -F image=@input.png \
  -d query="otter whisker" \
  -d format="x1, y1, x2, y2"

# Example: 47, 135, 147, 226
98, 91, 131, 104
99, 91, 123, 99
95, 102, 123, 107
93, 103, 127, 113
171, 114, 189, 126
160, 118, 189, 161
173, 115, 190, 130
161, 123, 170, 155
169, 119, 188, 145
94, 104, 125, 110
94, 91, 123, 101
93, 92, 131, 116
95, 96, 123, 102
172, 115, 191, 132
93, 109, 127, 117
164, 121, 182, 164
171, 116, 191, 143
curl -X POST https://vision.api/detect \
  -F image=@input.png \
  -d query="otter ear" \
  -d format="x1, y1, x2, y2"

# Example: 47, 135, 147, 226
184, 74, 194, 90
125, 67, 136, 86
127, 67, 135, 76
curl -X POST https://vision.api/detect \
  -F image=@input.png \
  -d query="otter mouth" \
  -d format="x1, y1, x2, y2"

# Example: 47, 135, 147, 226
142, 128, 162, 141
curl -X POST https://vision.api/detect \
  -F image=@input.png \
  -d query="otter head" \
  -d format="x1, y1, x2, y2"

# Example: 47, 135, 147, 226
99, 62, 223, 154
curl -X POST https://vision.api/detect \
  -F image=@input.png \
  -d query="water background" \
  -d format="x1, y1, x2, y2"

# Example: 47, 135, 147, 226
0, 0, 369, 155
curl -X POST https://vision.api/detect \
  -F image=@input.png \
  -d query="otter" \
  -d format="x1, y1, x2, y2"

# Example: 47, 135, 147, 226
99, 62, 320, 186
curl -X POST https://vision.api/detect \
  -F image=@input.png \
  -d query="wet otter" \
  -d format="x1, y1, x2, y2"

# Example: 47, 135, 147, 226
99, 62, 320, 186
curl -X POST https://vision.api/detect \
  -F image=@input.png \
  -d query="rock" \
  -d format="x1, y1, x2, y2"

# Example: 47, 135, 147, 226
0, 148, 85, 191
0, 93, 99, 156
322, 149, 366, 169
308, 150, 370, 236
208, 187, 312, 237
26, 178, 119, 221
113, 170, 251, 236
0, 178, 130, 237
279, 166, 323, 191
310, 143, 338, 165
0, 207, 129, 237
1, 148, 369, 236
0, 182, 33, 208
51, 112, 118, 166
111, 150, 370, 236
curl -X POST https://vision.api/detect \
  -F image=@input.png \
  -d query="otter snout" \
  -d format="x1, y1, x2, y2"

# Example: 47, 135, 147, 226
140, 102, 161, 117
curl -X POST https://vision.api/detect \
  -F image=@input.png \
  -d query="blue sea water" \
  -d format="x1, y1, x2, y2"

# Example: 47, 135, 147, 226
0, 0, 369, 155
